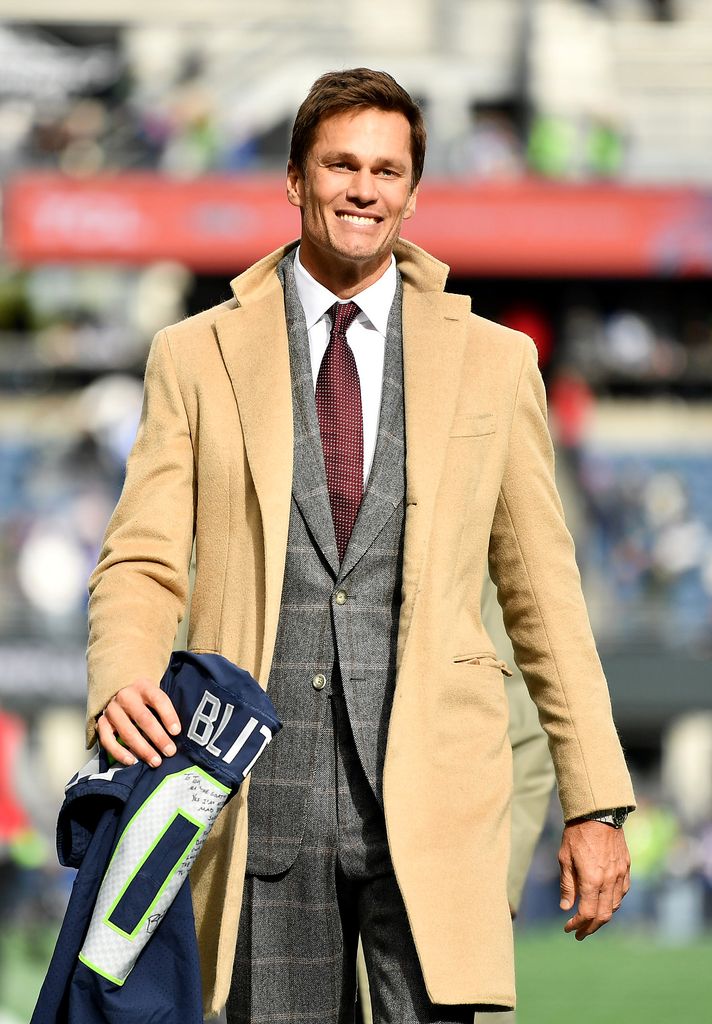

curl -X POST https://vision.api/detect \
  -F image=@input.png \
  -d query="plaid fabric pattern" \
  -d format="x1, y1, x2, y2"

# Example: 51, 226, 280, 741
227, 695, 475, 1024
245, 255, 406, 877
315, 301, 363, 561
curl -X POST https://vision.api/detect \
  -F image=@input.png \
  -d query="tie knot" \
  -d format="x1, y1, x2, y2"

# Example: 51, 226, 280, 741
328, 301, 360, 338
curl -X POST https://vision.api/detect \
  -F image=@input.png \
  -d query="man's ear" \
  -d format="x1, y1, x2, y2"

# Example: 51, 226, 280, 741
286, 161, 304, 209
403, 184, 418, 221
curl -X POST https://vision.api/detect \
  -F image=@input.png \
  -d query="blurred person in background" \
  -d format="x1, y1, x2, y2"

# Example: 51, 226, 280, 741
469, 575, 558, 1024
87, 68, 634, 1022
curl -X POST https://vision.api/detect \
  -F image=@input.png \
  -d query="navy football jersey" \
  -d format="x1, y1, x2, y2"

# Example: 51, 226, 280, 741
32, 651, 281, 1024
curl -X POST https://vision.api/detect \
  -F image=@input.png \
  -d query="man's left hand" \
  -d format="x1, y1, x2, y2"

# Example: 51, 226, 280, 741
558, 820, 631, 940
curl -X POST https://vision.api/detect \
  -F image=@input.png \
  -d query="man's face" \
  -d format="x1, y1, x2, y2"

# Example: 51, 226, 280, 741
286, 107, 418, 293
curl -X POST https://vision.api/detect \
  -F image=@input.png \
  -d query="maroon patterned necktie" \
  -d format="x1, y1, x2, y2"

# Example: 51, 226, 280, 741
315, 301, 363, 561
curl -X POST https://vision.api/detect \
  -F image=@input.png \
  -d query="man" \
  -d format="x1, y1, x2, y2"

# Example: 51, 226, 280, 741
87, 69, 634, 1022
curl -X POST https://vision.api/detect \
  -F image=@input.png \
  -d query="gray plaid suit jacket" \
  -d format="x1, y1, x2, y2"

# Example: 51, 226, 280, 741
245, 252, 406, 876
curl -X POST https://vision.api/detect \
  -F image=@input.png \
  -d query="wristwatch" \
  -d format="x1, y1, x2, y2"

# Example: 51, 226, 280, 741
576, 807, 629, 829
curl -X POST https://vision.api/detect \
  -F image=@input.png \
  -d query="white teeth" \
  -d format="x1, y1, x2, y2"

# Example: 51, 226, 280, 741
339, 214, 378, 224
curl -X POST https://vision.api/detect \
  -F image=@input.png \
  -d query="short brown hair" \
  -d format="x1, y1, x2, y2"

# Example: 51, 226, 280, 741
289, 68, 426, 189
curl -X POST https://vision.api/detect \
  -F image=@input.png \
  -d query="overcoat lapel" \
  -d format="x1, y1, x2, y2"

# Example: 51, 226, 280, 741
213, 280, 294, 685
396, 286, 472, 662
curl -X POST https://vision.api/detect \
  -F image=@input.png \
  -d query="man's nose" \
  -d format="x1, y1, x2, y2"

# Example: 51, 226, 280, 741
346, 169, 378, 203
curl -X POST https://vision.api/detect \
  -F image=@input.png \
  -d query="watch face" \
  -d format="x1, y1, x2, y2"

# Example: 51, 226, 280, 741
612, 808, 628, 828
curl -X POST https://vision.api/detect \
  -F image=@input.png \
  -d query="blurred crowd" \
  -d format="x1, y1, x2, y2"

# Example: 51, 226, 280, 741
0, 262, 189, 657
1, 22, 622, 183
2, 4, 710, 186
449, 105, 626, 182
546, 303, 712, 650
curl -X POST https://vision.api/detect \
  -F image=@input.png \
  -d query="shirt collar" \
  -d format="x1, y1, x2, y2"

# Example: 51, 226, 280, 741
293, 246, 397, 336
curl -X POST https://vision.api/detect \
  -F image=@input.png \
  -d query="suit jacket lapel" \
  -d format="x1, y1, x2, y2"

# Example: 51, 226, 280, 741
339, 276, 405, 582
280, 255, 341, 576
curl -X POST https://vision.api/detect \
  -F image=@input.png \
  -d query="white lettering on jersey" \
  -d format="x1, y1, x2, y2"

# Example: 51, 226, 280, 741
206, 702, 234, 757
221, 716, 258, 766
187, 690, 221, 746
187, 690, 270, 770
240, 725, 273, 778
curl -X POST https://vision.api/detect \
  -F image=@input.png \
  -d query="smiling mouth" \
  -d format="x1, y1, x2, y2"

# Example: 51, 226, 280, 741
336, 212, 382, 225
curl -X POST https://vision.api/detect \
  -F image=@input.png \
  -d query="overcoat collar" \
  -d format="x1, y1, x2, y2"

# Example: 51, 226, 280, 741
214, 238, 471, 680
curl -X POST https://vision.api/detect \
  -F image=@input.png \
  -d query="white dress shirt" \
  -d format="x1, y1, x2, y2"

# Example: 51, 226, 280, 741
293, 246, 397, 487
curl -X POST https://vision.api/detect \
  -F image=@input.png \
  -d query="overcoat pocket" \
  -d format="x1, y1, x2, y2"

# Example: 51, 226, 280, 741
449, 412, 496, 438
453, 653, 513, 676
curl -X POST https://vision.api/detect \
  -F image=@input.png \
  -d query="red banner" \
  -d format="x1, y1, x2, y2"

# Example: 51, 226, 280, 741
5, 173, 712, 276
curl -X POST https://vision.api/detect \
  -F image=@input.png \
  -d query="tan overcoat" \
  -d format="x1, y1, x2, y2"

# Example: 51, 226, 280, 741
86, 239, 635, 1015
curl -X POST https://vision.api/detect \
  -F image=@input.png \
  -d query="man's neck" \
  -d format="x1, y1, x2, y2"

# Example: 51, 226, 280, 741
297, 244, 394, 299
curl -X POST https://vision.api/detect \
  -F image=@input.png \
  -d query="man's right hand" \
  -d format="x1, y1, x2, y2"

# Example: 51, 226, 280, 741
96, 679, 181, 767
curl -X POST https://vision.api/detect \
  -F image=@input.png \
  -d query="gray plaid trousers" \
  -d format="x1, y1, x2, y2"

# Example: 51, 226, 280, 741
227, 690, 475, 1024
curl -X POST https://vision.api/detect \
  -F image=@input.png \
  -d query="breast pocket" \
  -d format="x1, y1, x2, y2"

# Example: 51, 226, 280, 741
449, 412, 496, 438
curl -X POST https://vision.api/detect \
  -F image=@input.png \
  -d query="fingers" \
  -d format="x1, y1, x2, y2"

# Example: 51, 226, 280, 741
97, 680, 181, 767
96, 711, 138, 766
143, 685, 182, 739
558, 856, 576, 913
611, 871, 626, 914
564, 880, 614, 940
611, 848, 632, 916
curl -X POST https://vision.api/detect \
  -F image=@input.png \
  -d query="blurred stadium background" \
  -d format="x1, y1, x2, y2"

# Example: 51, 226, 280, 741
1, 1, 712, 1021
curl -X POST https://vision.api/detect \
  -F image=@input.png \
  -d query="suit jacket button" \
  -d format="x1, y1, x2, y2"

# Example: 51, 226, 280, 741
312, 673, 327, 691
334, 590, 347, 605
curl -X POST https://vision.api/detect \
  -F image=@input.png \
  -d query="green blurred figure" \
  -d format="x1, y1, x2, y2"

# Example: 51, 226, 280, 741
528, 113, 623, 180
527, 114, 577, 179
622, 797, 678, 923
586, 117, 624, 180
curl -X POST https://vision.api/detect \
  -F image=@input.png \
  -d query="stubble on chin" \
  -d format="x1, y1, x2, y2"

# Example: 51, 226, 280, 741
327, 225, 396, 266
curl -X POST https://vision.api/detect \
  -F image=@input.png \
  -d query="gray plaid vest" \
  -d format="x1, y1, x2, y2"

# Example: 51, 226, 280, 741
245, 253, 406, 876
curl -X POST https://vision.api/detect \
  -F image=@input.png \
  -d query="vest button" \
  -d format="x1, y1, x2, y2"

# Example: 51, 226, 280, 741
312, 673, 327, 691
334, 590, 347, 605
